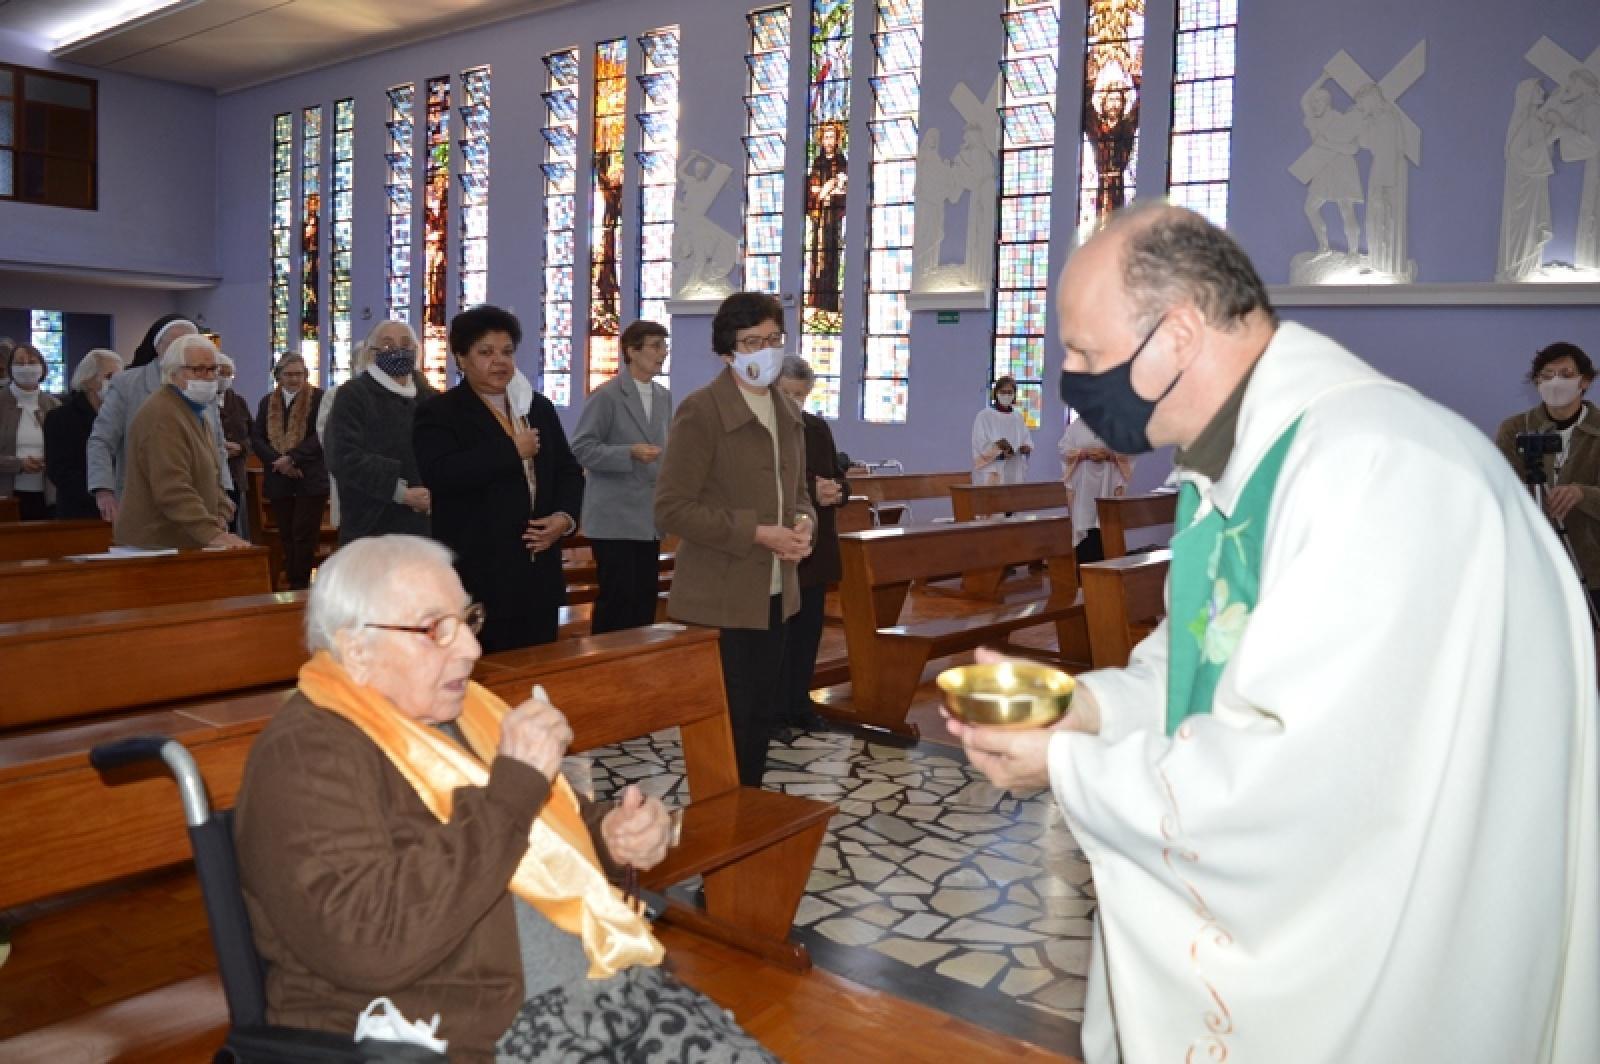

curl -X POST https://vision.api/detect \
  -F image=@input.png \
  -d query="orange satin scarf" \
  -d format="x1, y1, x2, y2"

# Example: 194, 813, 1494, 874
296, 651, 663, 978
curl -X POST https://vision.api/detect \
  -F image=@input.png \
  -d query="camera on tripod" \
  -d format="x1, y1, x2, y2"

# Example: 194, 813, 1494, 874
1515, 431, 1563, 461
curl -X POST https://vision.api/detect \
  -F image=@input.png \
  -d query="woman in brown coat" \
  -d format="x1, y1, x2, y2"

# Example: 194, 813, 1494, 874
0, 343, 61, 519
654, 292, 815, 786
251, 353, 329, 589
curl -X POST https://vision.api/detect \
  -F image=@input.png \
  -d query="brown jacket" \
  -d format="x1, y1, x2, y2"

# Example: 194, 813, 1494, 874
234, 693, 583, 1063
655, 367, 815, 629
113, 385, 228, 548
1495, 401, 1600, 588
0, 385, 60, 501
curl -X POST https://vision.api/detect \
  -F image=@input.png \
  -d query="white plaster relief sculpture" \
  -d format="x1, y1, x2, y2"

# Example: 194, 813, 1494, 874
670, 150, 739, 300
1289, 42, 1426, 284
1503, 37, 1600, 280
911, 78, 1001, 296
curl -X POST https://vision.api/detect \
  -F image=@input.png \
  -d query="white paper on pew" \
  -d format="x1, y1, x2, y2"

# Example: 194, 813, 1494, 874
63, 547, 180, 561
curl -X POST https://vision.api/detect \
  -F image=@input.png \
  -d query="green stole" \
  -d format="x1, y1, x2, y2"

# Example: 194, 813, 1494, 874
1165, 419, 1301, 735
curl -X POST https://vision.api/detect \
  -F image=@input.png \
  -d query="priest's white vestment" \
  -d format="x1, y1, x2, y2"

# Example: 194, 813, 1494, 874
1052, 323, 1599, 1063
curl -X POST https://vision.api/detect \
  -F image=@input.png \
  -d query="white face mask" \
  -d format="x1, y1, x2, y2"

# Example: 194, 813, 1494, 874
183, 379, 219, 405
731, 348, 782, 389
1539, 376, 1583, 410
10, 364, 43, 388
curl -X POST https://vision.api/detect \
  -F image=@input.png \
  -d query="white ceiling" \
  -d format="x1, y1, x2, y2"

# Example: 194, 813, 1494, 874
0, 0, 583, 93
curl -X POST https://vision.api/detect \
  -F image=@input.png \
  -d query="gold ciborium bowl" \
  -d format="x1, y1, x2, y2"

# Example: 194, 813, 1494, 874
936, 662, 1075, 729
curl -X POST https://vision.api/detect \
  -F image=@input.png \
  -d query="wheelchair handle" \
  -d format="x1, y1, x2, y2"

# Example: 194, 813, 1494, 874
90, 736, 212, 828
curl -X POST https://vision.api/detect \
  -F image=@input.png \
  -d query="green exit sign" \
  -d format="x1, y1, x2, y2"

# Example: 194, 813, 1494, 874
936, 310, 960, 324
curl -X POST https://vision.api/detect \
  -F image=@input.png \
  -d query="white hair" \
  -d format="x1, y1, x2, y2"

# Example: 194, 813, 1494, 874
159, 334, 219, 384
215, 351, 235, 370
70, 348, 123, 393
153, 318, 196, 354
355, 320, 417, 376
305, 534, 455, 654
779, 354, 815, 385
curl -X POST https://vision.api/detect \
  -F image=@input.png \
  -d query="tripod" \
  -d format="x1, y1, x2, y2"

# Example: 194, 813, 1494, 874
1520, 452, 1600, 630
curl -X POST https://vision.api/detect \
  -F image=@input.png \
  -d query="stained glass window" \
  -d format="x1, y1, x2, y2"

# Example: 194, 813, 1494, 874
799, 0, 853, 419
1077, 0, 1144, 242
860, 0, 922, 425
991, 0, 1062, 429
1167, 0, 1236, 227
742, 6, 791, 296
300, 105, 323, 384
587, 38, 628, 394
541, 48, 580, 407
459, 67, 491, 311
636, 26, 679, 389
329, 98, 355, 386
385, 85, 415, 328
28, 309, 64, 394
421, 76, 451, 390
270, 111, 293, 361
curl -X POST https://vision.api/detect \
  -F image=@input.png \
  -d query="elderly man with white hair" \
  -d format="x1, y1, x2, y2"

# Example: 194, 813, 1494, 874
113, 334, 248, 549
233, 534, 777, 1063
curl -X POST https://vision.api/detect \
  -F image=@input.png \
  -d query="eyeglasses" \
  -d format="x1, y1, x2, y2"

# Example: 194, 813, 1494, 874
183, 364, 220, 378
734, 331, 785, 354
365, 603, 486, 648
1536, 369, 1580, 381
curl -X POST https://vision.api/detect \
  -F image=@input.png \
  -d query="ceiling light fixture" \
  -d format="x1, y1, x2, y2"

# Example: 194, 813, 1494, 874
51, 0, 196, 51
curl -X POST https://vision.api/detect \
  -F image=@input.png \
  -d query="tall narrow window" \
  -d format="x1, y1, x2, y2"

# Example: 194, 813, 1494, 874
540, 49, 580, 407
300, 104, 323, 384
799, 0, 852, 418
635, 25, 680, 390
1167, 0, 1236, 227
459, 67, 491, 310
385, 85, 415, 327
29, 309, 64, 394
741, 6, 791, 295
587, 38, 628, 395
270, 111, 293, 361
860, 0, 922, 425
1077, 0, 1144, 242
329, 98, 355, 385
991, 0, 1062, 428
421, 76, 451, 389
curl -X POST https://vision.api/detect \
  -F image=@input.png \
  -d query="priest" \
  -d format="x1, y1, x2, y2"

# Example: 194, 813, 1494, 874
950, 204, 1598, 1062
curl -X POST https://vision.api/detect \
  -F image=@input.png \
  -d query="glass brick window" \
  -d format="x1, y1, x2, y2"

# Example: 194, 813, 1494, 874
421, 76, 452, 390
540, 49, 580, 407
860, 0, 922, 425
741, 5, 791, 295
1077, 0, 1145, 242
459, 67, 491, 311
28, 309, 64, 394
329, 98, 355, 385
300, 104, 323, 384
384, 85, 416, 327
798, 0, 853, 419
636, 25, 680, 388
991, 0, 1062, 429
1167, 0, 1236, 227
587, 38, 629, 395
270, 111, 293, 361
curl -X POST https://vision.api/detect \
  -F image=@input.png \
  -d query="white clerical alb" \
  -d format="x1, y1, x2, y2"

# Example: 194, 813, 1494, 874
971, 405, 1031, 485
1051, 323, 1599, 1063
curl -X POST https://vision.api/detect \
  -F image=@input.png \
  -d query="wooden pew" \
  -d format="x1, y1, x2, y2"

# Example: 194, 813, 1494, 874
475, 627, 835, 970
849, 470, 968, 524
836, 496, 874, 534
1081, 549, 1170, 669
0, 496, 19, 523
1098, 491, 1178, 559
834, 515, 1089, 736
0, 547, 273, 624
0, 592, 307, 731
947, 481, 1071, 597
0, 517, 113, 563
245, 466, 336, 589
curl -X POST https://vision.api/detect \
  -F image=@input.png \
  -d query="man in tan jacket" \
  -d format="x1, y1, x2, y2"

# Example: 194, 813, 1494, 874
115, 335, 248, 550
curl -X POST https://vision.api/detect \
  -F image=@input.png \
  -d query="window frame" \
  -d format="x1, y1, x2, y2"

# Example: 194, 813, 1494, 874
0, 61, 99, 211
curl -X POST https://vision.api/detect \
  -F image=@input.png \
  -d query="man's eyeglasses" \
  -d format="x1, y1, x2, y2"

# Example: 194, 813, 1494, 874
365, 603, 486, 648
734, 332, 785, 354
183, 364, 220, 378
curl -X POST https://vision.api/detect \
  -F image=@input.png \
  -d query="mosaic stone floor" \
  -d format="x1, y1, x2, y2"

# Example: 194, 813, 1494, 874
584, 727, 1095, 1052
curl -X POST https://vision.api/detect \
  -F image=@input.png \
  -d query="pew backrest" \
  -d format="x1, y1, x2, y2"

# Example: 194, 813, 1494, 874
949, 481, 1069, 522
0, 518, 114, 563
1098, 492, 1178, 559
1081, 548, 1170, 668
0, 547, 274, 623
0, 496, 19, 523
849, 471, 969, 506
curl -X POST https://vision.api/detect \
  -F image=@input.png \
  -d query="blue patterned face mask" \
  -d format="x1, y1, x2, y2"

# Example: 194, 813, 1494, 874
375, 346, 417, 379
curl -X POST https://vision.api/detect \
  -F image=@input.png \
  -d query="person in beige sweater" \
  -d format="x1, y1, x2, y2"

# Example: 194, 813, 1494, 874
114, 335, 248, 550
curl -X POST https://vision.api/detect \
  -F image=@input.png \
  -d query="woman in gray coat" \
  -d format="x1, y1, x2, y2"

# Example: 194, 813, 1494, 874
323, 320, 436, 545
570, 320, 673, 633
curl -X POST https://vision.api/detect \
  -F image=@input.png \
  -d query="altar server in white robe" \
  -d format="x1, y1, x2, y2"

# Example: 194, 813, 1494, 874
971, 376, 1032, 484
950, 204, 1599, 1063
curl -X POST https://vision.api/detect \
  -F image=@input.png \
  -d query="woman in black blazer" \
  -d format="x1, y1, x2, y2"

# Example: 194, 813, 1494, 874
413, 305, 584, 653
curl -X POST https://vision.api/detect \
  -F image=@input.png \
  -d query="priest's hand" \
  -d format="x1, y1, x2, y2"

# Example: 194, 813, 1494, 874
601, 786, 673, 872
949, 719, 1054, 793
1547, 484, 1583, 523
500, 688, 573, 783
